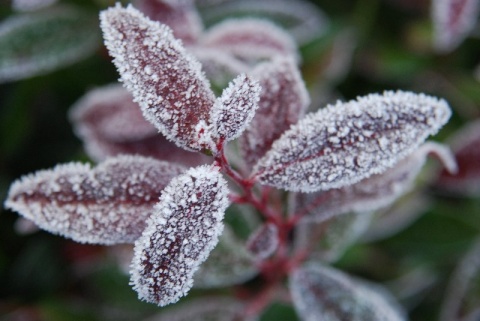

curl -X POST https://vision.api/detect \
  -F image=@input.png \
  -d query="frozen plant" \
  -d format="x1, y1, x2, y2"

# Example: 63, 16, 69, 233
4, 3, 461, 320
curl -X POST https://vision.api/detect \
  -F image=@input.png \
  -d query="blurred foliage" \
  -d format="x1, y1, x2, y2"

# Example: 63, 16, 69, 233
0, 0, 479, 320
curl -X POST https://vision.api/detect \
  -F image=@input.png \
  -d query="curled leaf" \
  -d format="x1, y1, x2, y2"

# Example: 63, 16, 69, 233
100, 4, 217, 151
200, 18, 298, 62
211, 73, 261, 142
0, 7, 99, 83
432, 0, 480, 52
240, 57, 309, 168
253, 91, 451, 192
290, 264, 406, 321
246, 222, 279, 260
131, 165, 230, 306
5, 155, 185, 244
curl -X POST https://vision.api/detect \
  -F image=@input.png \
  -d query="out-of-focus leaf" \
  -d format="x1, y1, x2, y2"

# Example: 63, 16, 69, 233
440, 239, 480, 321
246, 222, 279, 259
194, 226, 257, 289
12, 0, 58, 12
0, 7, 100, 83
289, 263, 406, 321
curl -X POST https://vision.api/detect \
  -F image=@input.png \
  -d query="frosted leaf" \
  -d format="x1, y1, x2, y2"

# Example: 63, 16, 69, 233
246, 223, 279, 260
144, 297, 255, 321
294, 212, 373, 263
191, 47, 249, 88
440, 239, 480, 321
200, 18, 298, 62
130, 165, 230, 306
134, 0, 203, 44
293, 142, 455, 222
12, 0, 57, 11
0, 7, 99, 83
199, 0, 329, 45
240, 57, 309, 169
194, 226, 257, 289
210, 74, 261, 142
436, 119, 480, 196
69, 83, 209, 167
4, 155, 185, 244
100, 5, 217, 152
432, 0, 480, 52
289, 264, 406, 321
253, 91, 451, 193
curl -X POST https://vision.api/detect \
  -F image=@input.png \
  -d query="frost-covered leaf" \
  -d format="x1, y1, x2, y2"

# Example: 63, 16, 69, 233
144, 297, 254, 321
292, 142, 455, 222
100, 4, 217, 152
194, 226, 257, 288
0, 7, 99, 83
431, 0, 480, 52
200, 18, 298, 62
436, 119, 480, 196
253, 91, 451, 193
289, 264, 406, 321
134, 0, 203, 44
440, 239, 480, 321
12, 0, 57, 11
211, 74, 260, 142
69, 83, 208, 167
246, 222, 279, 259
4, 155, 185, 245
294, 212, 373, 263
199, 0, 329, 45
240, 57, 309, 168
131, 165, 230, 306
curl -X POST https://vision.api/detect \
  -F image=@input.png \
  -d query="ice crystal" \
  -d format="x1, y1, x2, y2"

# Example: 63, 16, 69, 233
432, 0, 480, 52
211, 73, 261, 142
200, 18, 298, 62
253, 91, 451, 192
290, 264, 406, 321
246, 223, 279, 259
5, 155, 185, 244
294, 142, 456, 222
130, 165, 229, 306
134, 0, 203, 44
100, 4, 217, 151
240, 57, 309, 168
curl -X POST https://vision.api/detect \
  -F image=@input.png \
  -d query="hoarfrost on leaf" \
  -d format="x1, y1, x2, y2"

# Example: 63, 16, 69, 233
130, 165, 230, 306
4, 155, 185, 244
289, 264, 406, 321
211, 73, 261, 142
253, 91, 451, 193
240, 57, 309, 169
100, 4, 217, 151
246, 223, 279, 259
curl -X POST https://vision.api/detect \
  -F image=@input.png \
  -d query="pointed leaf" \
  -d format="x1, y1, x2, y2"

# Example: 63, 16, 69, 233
130, 165, 230, 306
253, 91, 451, 192
293, 142, 455, 222
246, 223, 279, 260
100, 4, 217, 151
199, 0, 329, 45
441, 239, 480, 321
201, 18, 298, 62
12, 0, 57, 12
194, 226, 257, 288
240, 57, 309, 168
144, 297, 254, 321
290, 264, 406, 321
0, 7, 100, 83
134, 0, 203, 44
5, 155, 185, 244
436, 119, 480, 196
432, 0, 480, 52
69, 84, 209, 167
211, 73, 261, 142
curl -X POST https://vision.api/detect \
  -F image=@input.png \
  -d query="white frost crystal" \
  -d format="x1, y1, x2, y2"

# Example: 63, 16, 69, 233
253, 91, 451, 192
5, 155, 185, 244
130, 165, 230, 306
